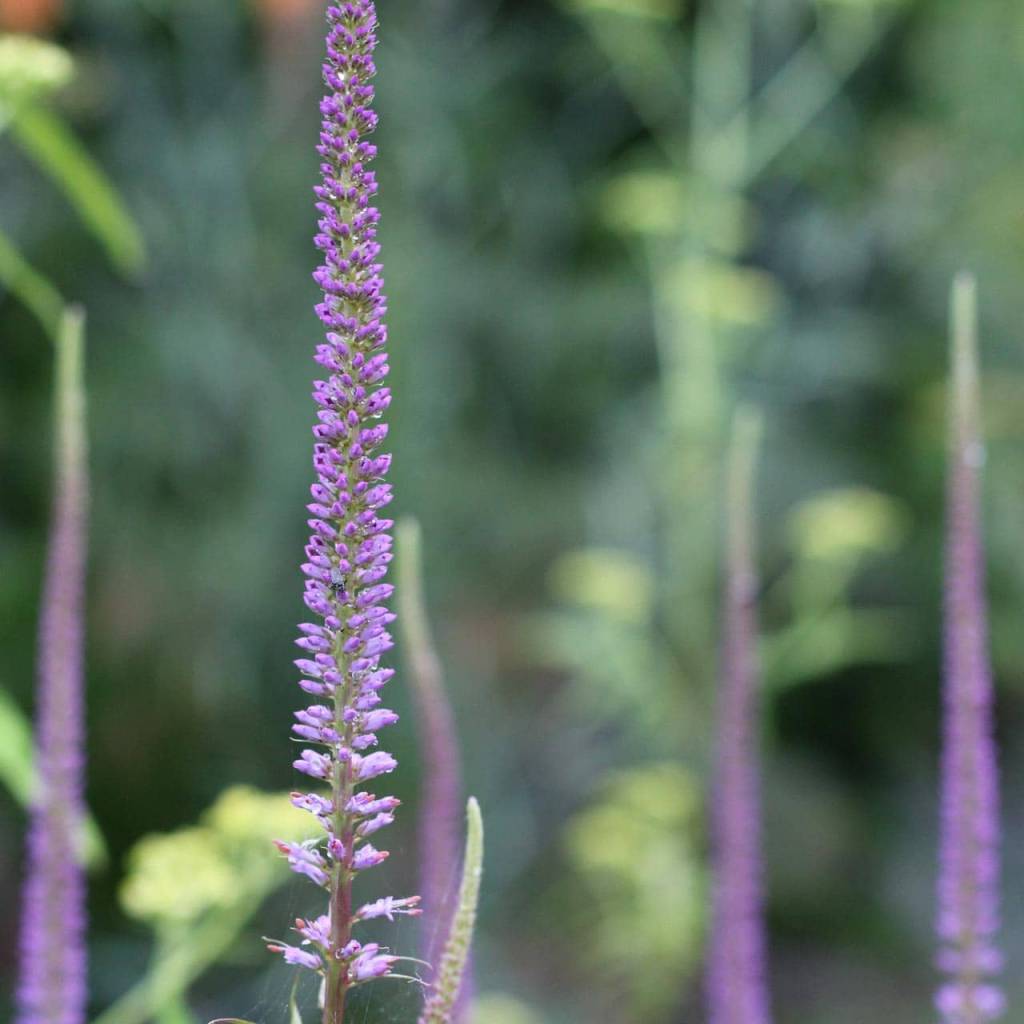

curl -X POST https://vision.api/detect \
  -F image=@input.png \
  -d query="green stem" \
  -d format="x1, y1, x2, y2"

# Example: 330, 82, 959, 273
91, 882, 273, 1024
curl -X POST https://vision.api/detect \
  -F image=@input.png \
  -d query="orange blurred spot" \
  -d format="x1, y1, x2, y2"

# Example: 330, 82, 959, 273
254, 0, 319, 24
0, 0, 63, 33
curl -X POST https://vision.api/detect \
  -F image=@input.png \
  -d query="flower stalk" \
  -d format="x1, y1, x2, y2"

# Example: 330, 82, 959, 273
936, 272, 1003, 1024
16, 306, 89, 1024
706, 407, 771, 1024
270, 5, 419, 1022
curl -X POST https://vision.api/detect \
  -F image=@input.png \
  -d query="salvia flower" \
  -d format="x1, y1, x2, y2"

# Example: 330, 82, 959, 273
936, 273, 1003, 1024
272, 4, 419, 1020
706, 409, 771, 1024
16, 308, 89, 1024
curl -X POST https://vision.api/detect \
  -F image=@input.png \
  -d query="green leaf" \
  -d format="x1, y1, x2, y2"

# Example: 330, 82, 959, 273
0, 677, 107, 869
10, 104, 146, 277
288, 977, 302, 1024
417, 798, 484, 1024
563, 0, 683, 18
0, 686, 36, 806
0, 223, 63, 338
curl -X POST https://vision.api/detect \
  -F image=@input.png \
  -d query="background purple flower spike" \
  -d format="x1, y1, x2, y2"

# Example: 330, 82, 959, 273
936, 272, 1003, 1024
397, 518, 470, 1017
706, 408, 771, 1024
16, 307, 89, 1024
272, 4, 419, 1022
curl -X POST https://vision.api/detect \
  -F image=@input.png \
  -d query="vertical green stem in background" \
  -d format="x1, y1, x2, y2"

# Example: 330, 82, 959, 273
727, 406, 762, 589
654, 0, 755, 715
0, 225, 64, 340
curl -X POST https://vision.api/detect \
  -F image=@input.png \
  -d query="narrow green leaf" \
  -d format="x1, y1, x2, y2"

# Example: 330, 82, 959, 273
11, 104, 146, 277
288, 976, 302, 1024
0, 686, 36, 805
0, 224, 63, 338
417, 798, 485, 1024
155, 995, 196, 1024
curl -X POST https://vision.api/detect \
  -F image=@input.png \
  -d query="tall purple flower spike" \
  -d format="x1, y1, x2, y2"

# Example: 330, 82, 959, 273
706, 408, 771, 1024
269, 5, 419, 1021
936, 273, 1003, 1024
17, 308, 89, 1024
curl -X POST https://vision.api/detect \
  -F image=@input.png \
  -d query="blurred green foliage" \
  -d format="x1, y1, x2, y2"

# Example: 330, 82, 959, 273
563, 764, 704, 1020
2, 1, 1024, 1023
97, 787, 317, 1024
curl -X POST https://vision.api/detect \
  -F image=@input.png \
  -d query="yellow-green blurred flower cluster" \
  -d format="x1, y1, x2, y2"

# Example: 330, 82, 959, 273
0, 34, 71, 107
120, 786, 318, 931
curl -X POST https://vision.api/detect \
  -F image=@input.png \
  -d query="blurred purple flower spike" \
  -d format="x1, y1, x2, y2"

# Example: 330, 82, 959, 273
16, 308, 89, 1024
936, 273, 1003, 1024
397, 518, 469, 1016
272, 4, 419, 1021
706, 408, 772, 1024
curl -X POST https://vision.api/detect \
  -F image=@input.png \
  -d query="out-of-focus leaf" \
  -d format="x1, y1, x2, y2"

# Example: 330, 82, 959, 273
288, 977, 302, 1024
814, 0, 906, 6
156, 996, 196, 1024
10, 104, 145, 277
563, 0, 682, 19
0, 686, 35, 806
764, 609, 917, 690
548, 547, 654, 624
0, 35, 72, 107
471, 996, 544, 1024
0, 224, 63, 338
562, 764, 704, 1020
0, 684, 107, 867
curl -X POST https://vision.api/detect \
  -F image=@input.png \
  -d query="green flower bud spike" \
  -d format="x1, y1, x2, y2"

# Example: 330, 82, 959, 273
418, 798, 484, 1024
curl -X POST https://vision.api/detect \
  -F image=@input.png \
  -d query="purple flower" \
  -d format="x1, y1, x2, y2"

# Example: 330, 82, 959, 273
16, 309, 89, 1024
351, 950, 398, 982
269, 5, 415, 1020
937, 273, 1003, 1023
705, 410, 771, 1024
356, 896, 423, 922
274, 841, 330, 887
267, 943, 323, 972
